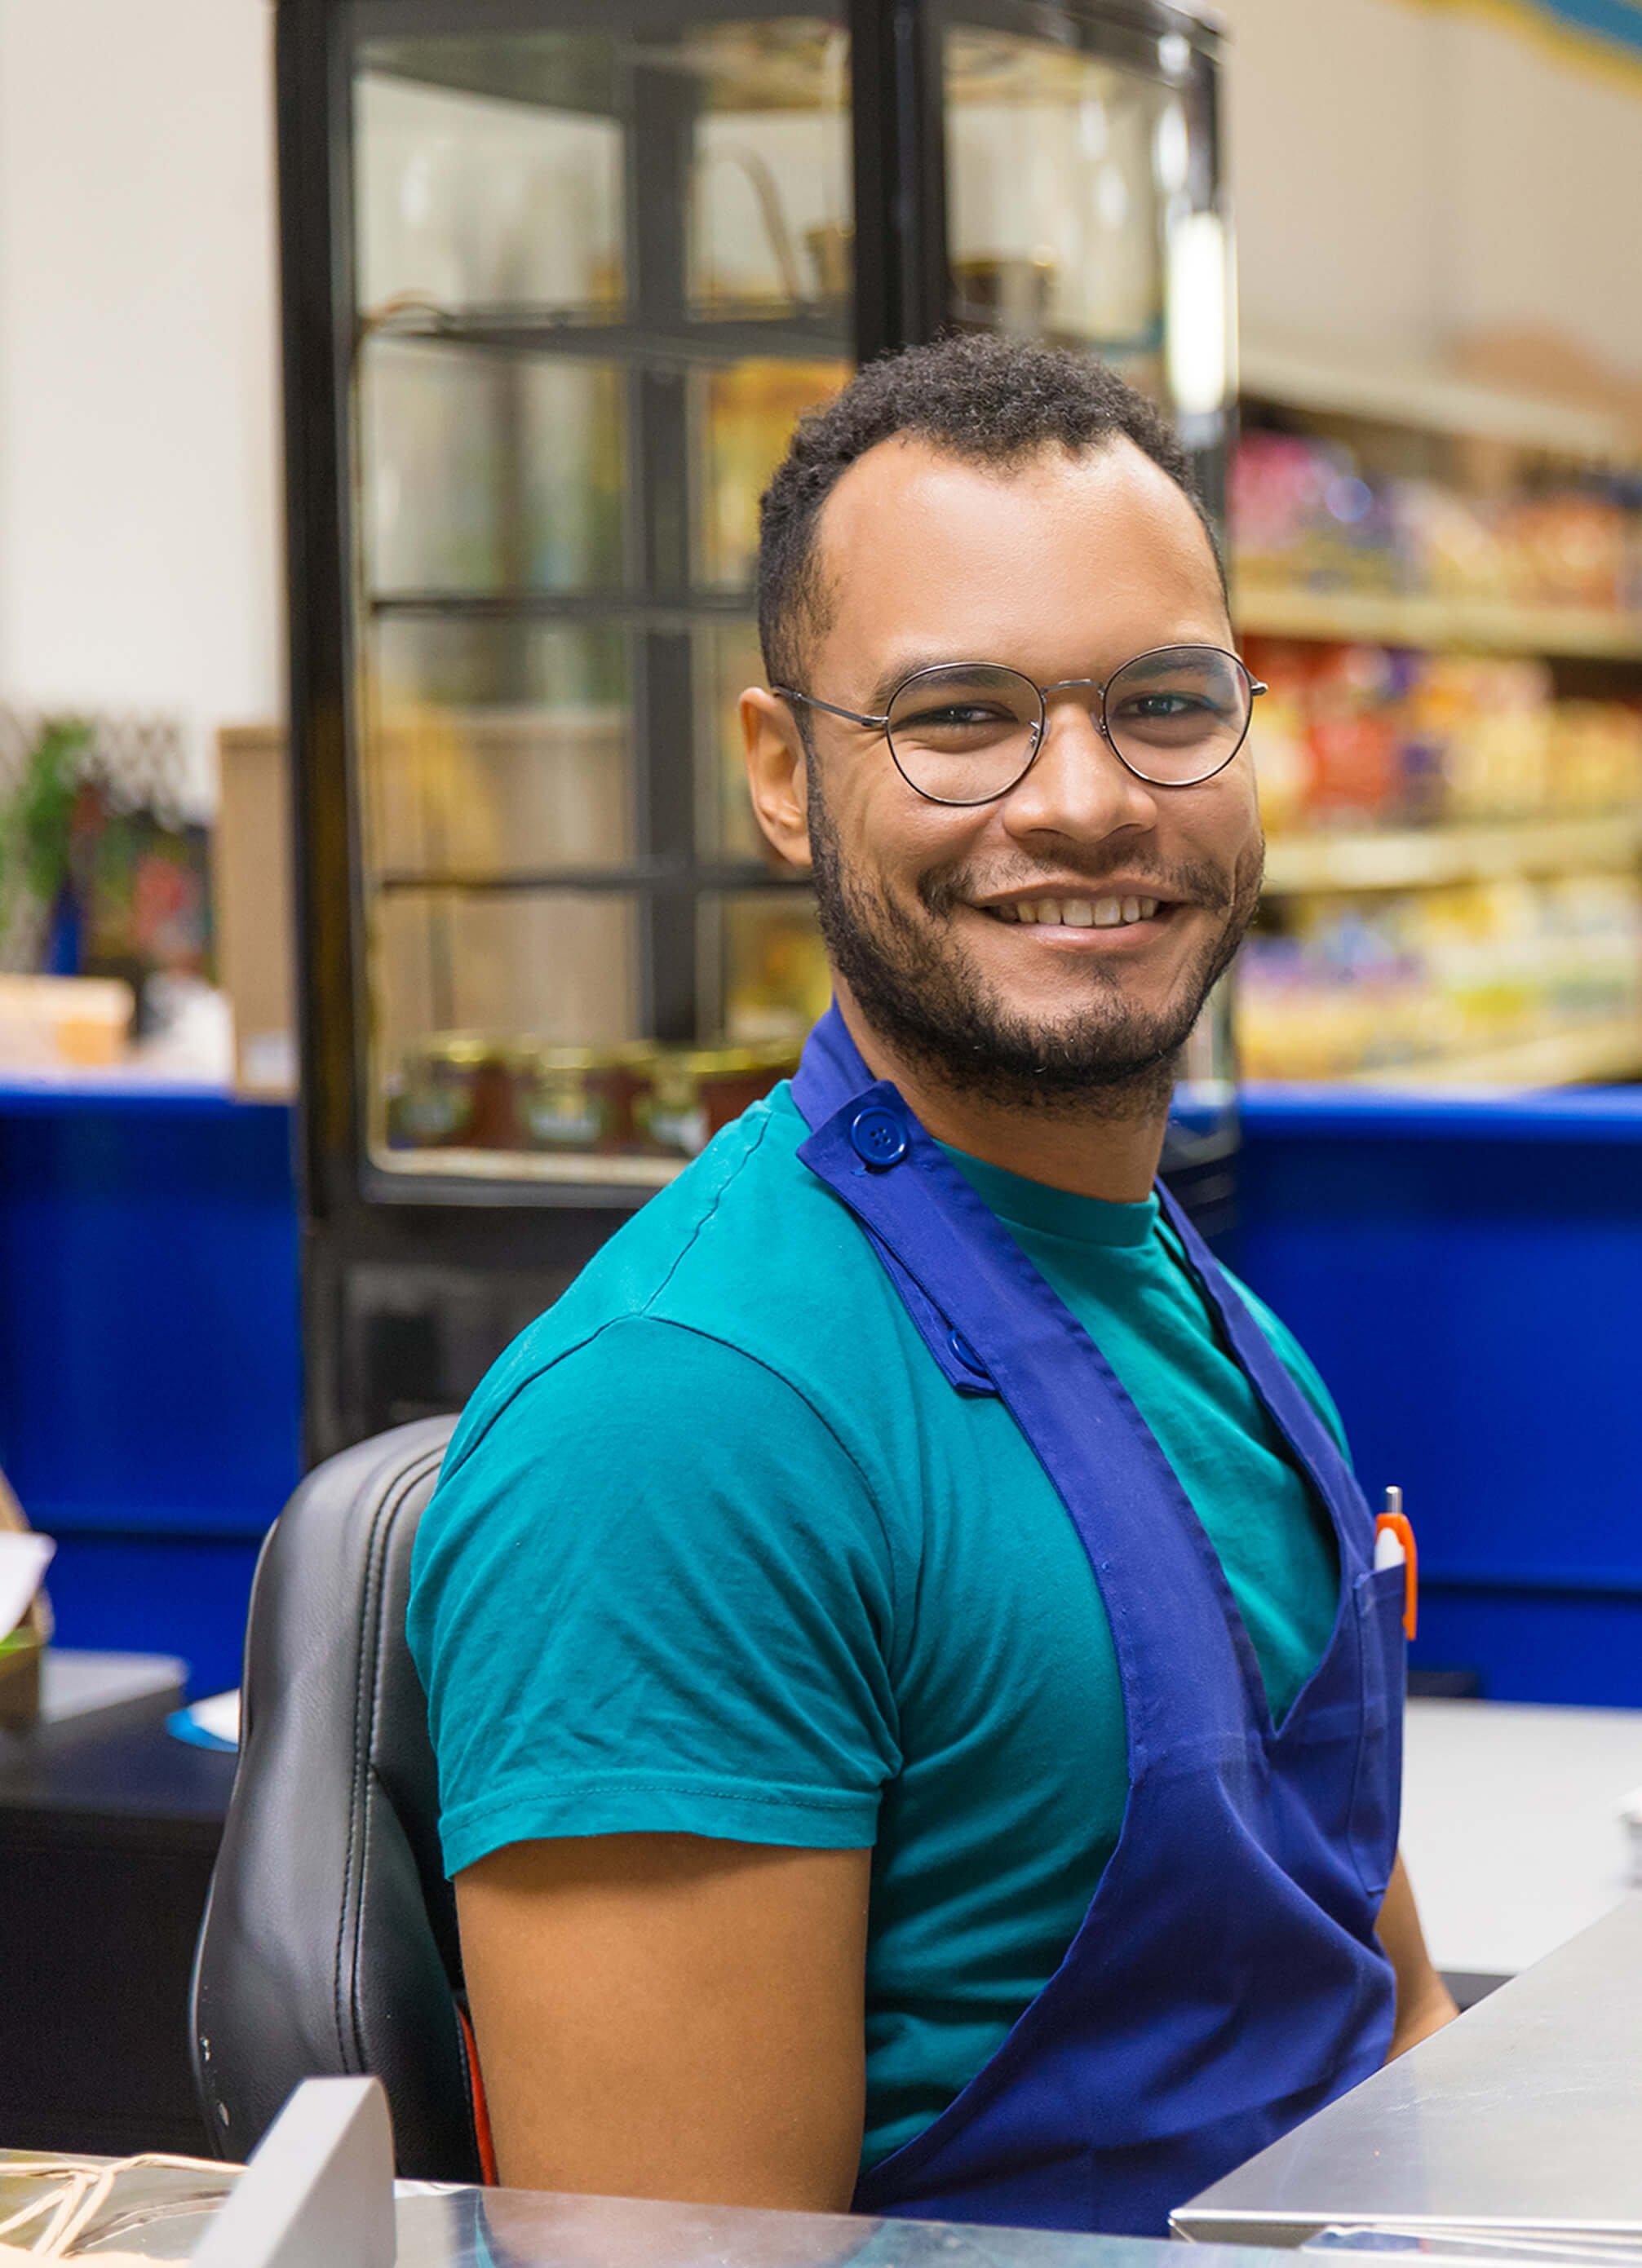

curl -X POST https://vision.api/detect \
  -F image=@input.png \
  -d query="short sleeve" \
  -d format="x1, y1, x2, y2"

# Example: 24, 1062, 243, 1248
408, 1317, 903, 1877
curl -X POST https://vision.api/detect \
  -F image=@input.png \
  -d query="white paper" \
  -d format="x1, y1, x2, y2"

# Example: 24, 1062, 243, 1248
190, 1689, 241, 1746
0, 1531, 55, 1637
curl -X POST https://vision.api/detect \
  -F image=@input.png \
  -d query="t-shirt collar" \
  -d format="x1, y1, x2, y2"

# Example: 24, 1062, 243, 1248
938, 1143, 1160, 1250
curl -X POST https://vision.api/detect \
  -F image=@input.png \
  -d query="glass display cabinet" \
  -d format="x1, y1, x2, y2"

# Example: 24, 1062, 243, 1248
277, 0, 1232, 1455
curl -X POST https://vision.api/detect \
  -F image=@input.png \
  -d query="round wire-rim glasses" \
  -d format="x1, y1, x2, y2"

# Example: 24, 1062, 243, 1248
773, 645, 1267, 807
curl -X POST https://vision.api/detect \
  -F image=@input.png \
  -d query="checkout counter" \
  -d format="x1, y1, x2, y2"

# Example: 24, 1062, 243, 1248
4, 1894, 1641, 2268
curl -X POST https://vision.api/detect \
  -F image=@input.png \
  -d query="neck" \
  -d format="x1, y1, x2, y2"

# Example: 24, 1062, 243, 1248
832, 985, 1171, 1205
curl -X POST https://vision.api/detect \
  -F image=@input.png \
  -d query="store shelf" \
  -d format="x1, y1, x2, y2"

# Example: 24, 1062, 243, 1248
1235, 583, 1642, 661
1264, 811, 1642, 894
1344, 1015, 1642, 1090
369, 1143, 679, 1190
1238, 335, 1634, 462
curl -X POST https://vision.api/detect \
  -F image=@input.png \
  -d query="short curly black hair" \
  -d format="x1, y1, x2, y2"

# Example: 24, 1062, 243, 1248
756, 334, 1222, 692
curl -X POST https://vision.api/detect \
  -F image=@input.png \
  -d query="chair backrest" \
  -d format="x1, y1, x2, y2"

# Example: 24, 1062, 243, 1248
190, 1415, 482, 2180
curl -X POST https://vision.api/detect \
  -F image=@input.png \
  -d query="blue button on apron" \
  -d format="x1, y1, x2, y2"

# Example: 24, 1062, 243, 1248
850, 1105, 908, 1167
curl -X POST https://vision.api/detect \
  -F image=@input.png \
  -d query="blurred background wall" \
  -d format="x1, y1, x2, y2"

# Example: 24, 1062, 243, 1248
1221, 0, 1642, 386
0, 0, 281, 811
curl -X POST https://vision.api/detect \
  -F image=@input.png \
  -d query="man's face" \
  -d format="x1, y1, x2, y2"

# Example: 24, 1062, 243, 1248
755, 434, 1264, 1107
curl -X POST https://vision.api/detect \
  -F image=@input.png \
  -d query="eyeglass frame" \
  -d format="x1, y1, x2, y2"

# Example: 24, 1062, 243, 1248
771, 646, 1268, 807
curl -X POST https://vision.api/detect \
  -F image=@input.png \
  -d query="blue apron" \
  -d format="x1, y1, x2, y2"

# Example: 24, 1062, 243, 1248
790, 1006, 1405, 2238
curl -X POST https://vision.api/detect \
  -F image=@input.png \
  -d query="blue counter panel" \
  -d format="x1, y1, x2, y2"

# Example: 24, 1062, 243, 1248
5, 1080, 1640, 1707
0, 1081, 301, 1688
1237, 1085, 1642, 1706
41, 1532, 263, 1698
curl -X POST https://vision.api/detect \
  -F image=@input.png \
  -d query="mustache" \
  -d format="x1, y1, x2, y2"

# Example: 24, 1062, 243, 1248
918, 851, 1249, 921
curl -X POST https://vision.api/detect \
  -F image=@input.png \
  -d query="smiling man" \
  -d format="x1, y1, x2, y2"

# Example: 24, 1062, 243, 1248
409, 337, 1455, 2237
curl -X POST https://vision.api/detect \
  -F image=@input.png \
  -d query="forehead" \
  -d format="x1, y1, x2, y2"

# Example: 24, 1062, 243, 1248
808, 434, 1228, 686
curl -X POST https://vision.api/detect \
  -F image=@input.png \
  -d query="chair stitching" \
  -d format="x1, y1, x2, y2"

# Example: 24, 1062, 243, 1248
336, 1441, 445, 2073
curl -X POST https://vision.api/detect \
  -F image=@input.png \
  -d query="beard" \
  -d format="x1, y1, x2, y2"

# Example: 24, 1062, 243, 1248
807, 776, 1263, 1119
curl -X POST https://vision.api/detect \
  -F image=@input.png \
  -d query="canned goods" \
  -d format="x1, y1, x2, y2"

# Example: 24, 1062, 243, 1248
387, 1034, 528, 1150
639, 1041, 800, 1160
517, 1044, 656, 1155
389, 1033, 803, 1161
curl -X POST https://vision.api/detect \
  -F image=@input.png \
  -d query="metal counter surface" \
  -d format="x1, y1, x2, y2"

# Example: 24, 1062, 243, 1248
1173, 1895, 1642, 2247
0, 2160, 1388, 2268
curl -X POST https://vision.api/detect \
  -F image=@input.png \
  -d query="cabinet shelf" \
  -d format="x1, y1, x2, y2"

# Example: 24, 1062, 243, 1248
1346, 1015, 1642, 1090
1264, 812, 1642, 895
369, 590, 754, 624
1235, 583, 1642, 661
364, 306, 851, 365
372, 860, 795, 896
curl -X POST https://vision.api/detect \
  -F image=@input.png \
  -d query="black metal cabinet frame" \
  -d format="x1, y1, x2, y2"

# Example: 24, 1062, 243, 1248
277, 0, 1226, 1457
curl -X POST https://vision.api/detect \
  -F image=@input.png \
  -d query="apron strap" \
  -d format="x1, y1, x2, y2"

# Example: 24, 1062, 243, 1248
1156, 1183, 1371, 1562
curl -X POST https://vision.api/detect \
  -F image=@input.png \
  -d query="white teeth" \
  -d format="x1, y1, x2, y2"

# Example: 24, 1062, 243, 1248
992, 895, 1161, 927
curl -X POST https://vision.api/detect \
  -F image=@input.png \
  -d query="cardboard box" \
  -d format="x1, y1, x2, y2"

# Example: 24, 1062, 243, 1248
214, 725, 296, 1097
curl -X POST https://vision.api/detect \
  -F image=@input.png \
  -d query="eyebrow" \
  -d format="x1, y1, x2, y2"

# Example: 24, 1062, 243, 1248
863, 643, 1226, 713
861, 652, 970, 714
1110, 648, 1224, 684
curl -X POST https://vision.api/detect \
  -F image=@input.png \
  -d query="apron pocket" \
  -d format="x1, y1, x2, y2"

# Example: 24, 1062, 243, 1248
1347, 1562, 1407, 1903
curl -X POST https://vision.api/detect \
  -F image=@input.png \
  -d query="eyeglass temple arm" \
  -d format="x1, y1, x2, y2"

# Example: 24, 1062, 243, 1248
771, 687, 889, 730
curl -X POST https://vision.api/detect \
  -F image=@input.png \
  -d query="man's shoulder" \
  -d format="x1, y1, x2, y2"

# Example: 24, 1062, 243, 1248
447, 1083, 911, 1461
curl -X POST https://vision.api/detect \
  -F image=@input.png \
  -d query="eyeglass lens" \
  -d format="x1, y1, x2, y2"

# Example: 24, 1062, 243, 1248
883, 648, 1252, 804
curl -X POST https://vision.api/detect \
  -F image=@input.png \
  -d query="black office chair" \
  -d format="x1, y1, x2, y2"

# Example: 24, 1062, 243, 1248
190, 1414, 489, 2181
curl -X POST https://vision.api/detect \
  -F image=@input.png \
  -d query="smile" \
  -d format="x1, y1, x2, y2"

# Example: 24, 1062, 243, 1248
985, 895, 1162, 930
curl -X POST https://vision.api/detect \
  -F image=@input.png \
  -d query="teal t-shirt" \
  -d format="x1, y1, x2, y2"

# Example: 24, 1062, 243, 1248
409, 1084, 1346, 2173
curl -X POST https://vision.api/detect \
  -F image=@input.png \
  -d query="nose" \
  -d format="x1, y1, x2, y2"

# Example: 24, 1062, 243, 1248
999, 691, 1159, 847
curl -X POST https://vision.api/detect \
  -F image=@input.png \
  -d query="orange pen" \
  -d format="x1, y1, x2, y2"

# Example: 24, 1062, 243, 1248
1374, 1483, 1418, 1642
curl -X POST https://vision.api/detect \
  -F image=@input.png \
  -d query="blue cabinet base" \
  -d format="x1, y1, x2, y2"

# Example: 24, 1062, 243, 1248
1237, 1084, 1642, 1710
5, 1079, 1641, 1709
0, 1082, 300, 1695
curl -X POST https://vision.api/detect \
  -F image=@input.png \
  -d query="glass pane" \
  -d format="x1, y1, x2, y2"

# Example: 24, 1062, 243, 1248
360, 343, 625, 594
698, 620, 768, 860
349, 15, 851, 1186
686, 21, 852, 318
364, 623, 633, 880
718, 890, 832, 1044
374, 890, 640, 1059
944, 26, 1175, 388
356, 48, 624, 316
696, 359, 850, 590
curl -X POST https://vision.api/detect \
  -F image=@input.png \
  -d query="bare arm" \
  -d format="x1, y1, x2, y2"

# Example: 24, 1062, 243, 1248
456, 1832, 872, 2207
1377, 1850, 1459, 2059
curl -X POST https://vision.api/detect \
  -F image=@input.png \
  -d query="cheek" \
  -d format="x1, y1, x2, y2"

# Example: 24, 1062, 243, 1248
1175, 769, 1262, 864
846, 771, 989, 882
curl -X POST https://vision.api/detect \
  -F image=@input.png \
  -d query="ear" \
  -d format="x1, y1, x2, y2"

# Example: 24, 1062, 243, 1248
741, 687, 814, 873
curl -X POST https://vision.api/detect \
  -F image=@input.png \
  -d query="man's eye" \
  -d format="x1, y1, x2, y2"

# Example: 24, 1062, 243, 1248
902, 704, 1016, 732
1114, 691, 1233, 740
1126, 694, 1203, 718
